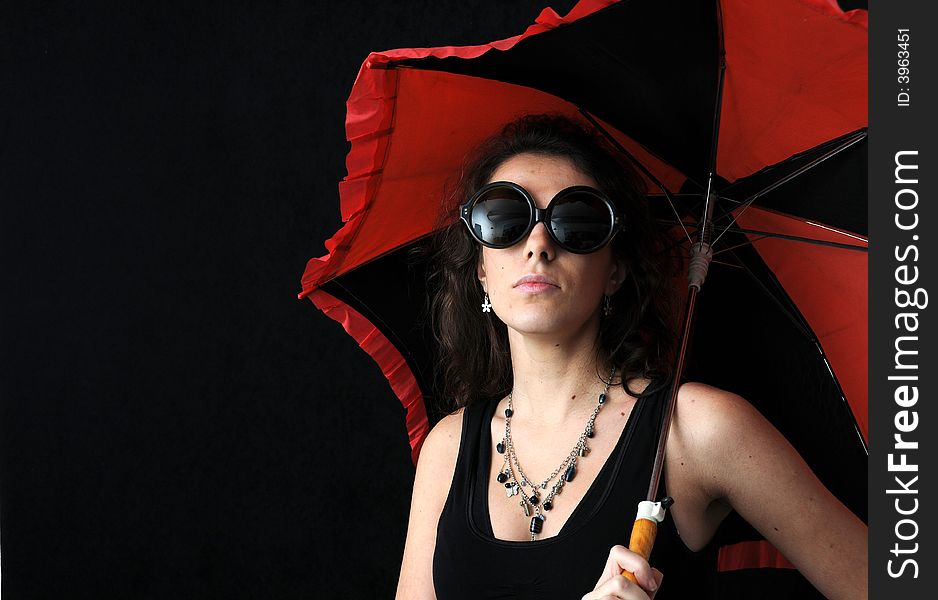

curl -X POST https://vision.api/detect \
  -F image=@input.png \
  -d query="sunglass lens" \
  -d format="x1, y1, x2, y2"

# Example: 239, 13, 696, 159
550, 192, 614, 252
469, 188, 531, 247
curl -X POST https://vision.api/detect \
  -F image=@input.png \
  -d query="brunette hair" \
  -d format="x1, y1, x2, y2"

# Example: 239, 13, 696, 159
422, 114, 678, 412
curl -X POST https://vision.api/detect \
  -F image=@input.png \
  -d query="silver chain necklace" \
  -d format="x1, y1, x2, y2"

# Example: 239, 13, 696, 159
495, 368, 615, 541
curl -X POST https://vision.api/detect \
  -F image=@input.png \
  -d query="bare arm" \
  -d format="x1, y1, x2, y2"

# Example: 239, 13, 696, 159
395, 410, 463, 600
672, 383, 867, 600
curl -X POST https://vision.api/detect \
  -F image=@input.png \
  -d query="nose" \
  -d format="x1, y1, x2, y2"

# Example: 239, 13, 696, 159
523, 221, 557, 262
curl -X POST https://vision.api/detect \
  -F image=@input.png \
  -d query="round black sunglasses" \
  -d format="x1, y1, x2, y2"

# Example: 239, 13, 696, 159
459, 181, 624, 254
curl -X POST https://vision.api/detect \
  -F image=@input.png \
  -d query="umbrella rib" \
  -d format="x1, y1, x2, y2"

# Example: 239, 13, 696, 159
713, 194, 744, 206
710, 129, 868, 248
728, 253, 869, 457
580, 108, 706, 194
659, 231, 695, 262
580, 109, 695, 247
724, 248, 815, 343
712, 129, 867, 227
725, 250, 868, 457
719, 228, 867, 252
712, 237, 768, 257
816, 349, 870, 456
664, 198, 694, 247
710, 258, 745, 270
657, 220, 868, 252
719, 129, 866, 196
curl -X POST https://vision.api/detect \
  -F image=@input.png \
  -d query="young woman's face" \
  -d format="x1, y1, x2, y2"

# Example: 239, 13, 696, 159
477, 153, 626, 338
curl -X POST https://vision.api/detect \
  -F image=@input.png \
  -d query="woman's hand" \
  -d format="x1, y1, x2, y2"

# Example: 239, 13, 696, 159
581, 545, 663, 600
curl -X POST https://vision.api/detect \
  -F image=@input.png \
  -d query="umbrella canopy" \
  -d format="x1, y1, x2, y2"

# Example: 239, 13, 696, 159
300, 0, 867, 593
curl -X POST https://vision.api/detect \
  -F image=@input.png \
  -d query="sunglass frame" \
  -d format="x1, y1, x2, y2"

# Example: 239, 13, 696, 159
458, 181, 623, 254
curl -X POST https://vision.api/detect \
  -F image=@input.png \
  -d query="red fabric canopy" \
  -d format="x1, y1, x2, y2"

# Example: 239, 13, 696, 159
300, 0, 867, 296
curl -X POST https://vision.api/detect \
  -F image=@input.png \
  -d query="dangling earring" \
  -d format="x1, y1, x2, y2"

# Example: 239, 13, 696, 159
482, 292, 492, 313
603, 294, 612, 316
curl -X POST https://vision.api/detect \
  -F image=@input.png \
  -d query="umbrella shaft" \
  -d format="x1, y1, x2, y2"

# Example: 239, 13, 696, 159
646, 283, 701, 501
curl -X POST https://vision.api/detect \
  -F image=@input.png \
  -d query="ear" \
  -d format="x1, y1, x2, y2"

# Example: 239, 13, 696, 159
477, 253, 487, 292
605, 255, 627, 296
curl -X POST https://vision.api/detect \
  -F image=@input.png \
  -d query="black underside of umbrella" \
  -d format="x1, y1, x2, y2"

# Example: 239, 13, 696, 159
322, 248, 440, 411
396, 0, 720, 183
717, 134, 867, 237
628, 135, 868, 256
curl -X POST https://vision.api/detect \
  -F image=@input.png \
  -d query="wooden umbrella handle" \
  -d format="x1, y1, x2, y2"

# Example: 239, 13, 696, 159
621, 517, 658, 582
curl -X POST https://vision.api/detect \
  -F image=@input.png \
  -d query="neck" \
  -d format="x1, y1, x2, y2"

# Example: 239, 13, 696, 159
505, 316, 612, 426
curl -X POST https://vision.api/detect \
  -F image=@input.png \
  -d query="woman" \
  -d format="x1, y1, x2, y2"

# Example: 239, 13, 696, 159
396, 115, 867, 599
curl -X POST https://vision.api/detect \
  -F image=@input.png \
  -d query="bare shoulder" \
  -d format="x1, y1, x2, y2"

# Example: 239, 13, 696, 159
675, 380, 749, 415
672, 381, 765, 442
417, 408, 464, 476
669, 380, 833, 514
412, 408, 466, 509
426, 408, 465, 444
396, 408, 466, 599
668, 381, 789, 497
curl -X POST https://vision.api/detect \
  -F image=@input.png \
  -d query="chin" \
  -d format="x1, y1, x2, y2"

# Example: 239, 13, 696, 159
504, 314, 588, 337
508, 323, 562, 336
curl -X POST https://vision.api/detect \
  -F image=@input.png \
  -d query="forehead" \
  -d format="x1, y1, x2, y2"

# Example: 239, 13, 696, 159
488, 153, 598, 204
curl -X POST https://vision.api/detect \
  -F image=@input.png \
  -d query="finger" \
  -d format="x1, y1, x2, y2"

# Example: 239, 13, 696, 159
582, 574, 651, 600
594, 545, 624, 587
596, 545, 657, 592
647, 568, 664, 600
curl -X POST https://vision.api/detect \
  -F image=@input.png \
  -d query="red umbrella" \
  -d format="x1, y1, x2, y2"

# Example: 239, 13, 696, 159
300, 0, 867, 593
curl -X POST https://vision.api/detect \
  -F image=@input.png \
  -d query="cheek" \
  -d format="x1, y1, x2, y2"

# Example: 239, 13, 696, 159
576, 255, 615, 289
481, 251, 511, 283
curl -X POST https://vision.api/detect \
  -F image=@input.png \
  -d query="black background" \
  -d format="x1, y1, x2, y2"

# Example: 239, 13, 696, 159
1, 1, 867, 599
1, 2, 581, 598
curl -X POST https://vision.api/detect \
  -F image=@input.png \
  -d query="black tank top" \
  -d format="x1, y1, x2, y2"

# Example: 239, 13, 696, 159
432, 379, 709, 599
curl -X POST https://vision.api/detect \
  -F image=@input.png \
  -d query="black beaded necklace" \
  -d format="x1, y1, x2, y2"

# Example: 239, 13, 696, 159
495, 369, 615, 541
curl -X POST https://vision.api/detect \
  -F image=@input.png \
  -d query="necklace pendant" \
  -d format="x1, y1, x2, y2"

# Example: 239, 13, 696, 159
579, 444, 590, 457
507, 483, 519, 497
496, 471, 508, 484
521, 499, 531, 517
564, 464, 577, 482
529, 514, 545, 535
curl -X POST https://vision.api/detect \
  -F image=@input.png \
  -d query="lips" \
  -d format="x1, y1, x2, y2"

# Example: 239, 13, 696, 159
513, 274, 560, 292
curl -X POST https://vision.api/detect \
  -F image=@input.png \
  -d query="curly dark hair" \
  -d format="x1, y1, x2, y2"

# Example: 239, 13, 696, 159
422, 114, 679, 412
